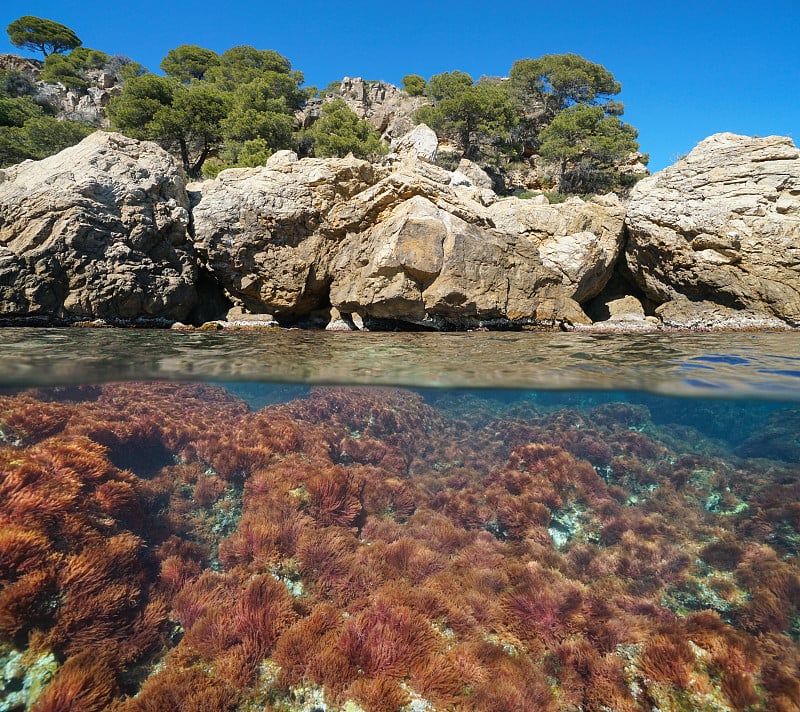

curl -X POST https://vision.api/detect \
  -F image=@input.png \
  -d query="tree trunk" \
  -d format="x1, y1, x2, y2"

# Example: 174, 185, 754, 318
178, 138, 190, 177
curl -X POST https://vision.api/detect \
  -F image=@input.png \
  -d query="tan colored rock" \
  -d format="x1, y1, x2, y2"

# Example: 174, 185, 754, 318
656, 297, 790, 330
302, 77, 430, 141
0, 54, 41, 74
454, 158, 494, 190
191, 155, 376, 318
626, 133, 800, 326
192, 151, 625, 328
487, 194, 626, 303
390, 124, 438, 161
0, 131, 196, 322
330, 193, 598, 327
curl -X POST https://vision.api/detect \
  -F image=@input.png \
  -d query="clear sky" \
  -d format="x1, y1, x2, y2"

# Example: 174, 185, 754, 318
2, 0, 798, 171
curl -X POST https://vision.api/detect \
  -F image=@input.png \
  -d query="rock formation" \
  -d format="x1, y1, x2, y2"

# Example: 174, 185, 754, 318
298, 77, 429, 142
192, 143, 626, 328
0, 132, 196, 322
625, 133, 800, 327
190, 151, 376, 319
0, 128, 798, 330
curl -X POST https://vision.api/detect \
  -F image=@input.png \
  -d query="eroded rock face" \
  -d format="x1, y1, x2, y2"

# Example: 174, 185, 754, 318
190, 153, 376, 319
192, 143, 626, 328
488, 194, 625, 304
0, 132, 196, 322
625, 133, 800, 326
298, 77, 430, 141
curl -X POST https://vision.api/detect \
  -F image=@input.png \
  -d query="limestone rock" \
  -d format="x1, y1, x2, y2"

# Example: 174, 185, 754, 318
329, 191, 605, 328
454, 159, 494, 190
298, 77, 430, 142
580, 294, 658, 332
390, 124, 438, 162
325, 307, 357, 331
626, 133, 800, 326
0, 54, 41, 74
191, 150, 624, 328
655, 297, 790, 330
487, 194, 626, 303
0, 131, 196, 322
191, 155, 376, 318
222, 306, 278, 327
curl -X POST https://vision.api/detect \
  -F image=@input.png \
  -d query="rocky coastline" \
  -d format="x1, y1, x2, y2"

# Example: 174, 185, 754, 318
0, 128, 798, 332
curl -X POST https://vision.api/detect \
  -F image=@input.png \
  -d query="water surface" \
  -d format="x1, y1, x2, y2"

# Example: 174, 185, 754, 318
1, 328, 799, 397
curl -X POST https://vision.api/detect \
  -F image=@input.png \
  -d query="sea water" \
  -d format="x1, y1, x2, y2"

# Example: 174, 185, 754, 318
0, 329, 798, 712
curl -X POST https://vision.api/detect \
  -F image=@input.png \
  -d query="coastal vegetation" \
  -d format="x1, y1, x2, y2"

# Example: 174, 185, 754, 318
2, 15, 644, 192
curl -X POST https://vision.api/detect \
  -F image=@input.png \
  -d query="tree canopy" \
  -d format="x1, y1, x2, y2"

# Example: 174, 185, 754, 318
539, 105, 639, 193
0, 82, 94, 167
160, 45, 220, 83
6, 16, 81, 58
402, 74, 426, 97
509, 53, 622, 121
302, 99, 386, 159
108, 75, 229, 177
415, 73, 516, 159
39, 48, 109, 90
408, 53, 639, 193
108, 44, 309, 176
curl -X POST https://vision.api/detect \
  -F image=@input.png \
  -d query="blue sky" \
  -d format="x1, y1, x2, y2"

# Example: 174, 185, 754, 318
2, 0, 798, 171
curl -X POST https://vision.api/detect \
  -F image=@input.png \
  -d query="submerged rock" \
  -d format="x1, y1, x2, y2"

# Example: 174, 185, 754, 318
626, 133, 800, 327
0, 132, 196, 322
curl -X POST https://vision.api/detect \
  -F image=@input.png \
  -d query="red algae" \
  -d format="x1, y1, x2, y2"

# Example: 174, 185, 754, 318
0, 383, 798, 711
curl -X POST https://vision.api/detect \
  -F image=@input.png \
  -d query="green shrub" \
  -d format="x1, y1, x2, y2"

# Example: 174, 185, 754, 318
543, 191, 567, 204
402, 74, 426, 96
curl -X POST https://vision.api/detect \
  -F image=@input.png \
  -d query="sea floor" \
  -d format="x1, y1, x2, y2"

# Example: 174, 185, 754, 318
0, 382, 798, 711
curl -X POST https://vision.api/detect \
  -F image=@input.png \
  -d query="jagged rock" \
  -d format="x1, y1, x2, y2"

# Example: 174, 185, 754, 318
191, 155, 376, 319
579, 294, 658, 332
325, 307, 357, 331
330, 194, 591, 327
298, 77, 430, 142
0, 54, 41, 74
31, 77, 119, 127
192, 150, 624, 328
655, 297, 790, 330
487, 194, 626, 303
0, 132, 196, 322
455, 159, 494, 190
265, 150, 299, 169
626, 133, 800, 326
390, 124, 438, 161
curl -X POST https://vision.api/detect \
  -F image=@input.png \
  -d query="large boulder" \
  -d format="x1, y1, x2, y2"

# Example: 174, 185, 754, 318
389, 123, 438, 162
330, 177, 624, 327
488, 194, 626, 304
0, 131, 196, 322
626, 133, 800, 326
190, 152, 376, 319
330, 194, 556, 325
